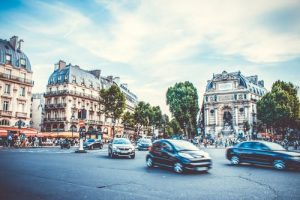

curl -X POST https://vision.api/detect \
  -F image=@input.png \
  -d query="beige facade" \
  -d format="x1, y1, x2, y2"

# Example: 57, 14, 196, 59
203, 71, 266, 138
0, 36, 34, 129
43, 60, 137, 139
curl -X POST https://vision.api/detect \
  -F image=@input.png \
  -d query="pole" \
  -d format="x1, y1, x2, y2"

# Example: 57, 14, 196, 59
75, 128, 86, 153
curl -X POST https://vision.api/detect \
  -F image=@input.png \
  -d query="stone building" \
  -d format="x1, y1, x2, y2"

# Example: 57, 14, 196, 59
43, 60, 137, 139
31, 93, 45, 131
0, 36, 34, 135
203, 71, 267, 139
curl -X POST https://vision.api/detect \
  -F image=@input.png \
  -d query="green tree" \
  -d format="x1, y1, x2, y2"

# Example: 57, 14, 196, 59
122, 111, 135, 129
166, 81, 199, 139
257, 80, 300, 135
133, 101, 152, 137
99, 84, 126, 138
168, 118, 181, 135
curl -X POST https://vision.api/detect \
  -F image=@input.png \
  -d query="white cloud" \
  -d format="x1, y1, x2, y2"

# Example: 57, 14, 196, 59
2, 0, 300, 116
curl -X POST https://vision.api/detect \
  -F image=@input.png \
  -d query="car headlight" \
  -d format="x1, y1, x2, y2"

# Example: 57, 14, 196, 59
178, 152, 194, 159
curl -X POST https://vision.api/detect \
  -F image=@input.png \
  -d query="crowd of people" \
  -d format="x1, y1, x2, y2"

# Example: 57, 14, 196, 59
0, 135, 80, 148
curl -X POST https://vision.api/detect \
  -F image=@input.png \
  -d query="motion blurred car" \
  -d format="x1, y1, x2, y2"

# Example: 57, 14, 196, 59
108, 138, 135, 159
83, 139, 103, 150
60, 139, 70, 149
146, 139, 212, 173
226, 141, 300, 170
137, 138, 152, 151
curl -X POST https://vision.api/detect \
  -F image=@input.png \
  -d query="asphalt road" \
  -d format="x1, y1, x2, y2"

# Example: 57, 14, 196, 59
0, 146, 299, 200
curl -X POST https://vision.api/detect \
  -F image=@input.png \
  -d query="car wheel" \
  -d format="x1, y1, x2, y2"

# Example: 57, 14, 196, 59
100, 144, 103, 149
146, 157, 154, 168
230, 155, 240, 165
273, 159, 286, 170
90, 145, 94, 150
174, 162, 184, 174
130, 154, 135, 159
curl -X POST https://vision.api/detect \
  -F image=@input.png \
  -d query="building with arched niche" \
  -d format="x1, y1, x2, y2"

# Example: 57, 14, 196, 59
203, 71, 267, 139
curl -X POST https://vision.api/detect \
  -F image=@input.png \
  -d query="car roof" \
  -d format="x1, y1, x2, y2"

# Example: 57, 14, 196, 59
239, 141, 277, 146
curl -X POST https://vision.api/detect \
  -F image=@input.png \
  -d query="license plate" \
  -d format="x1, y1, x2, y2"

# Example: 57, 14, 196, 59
196, 167, 208, 171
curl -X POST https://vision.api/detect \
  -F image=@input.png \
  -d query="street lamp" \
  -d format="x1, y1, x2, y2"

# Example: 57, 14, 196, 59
70, 112, 75, 138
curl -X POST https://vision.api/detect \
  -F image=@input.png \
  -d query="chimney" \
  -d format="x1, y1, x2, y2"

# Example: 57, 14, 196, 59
9, 36, 18, 50
58, 60, 66, 70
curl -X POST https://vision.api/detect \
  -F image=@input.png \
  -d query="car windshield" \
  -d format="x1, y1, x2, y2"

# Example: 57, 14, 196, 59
113, 139, 131, 144
140, 139, 151, 143
266, 142, 286, 151
171, 140, 199, 151
87, 139, 95, 143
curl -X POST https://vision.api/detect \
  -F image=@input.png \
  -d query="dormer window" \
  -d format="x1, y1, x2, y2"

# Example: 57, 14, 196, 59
6, 54, 11, 64
72, 76, 76, 83
20, 58, 26, 67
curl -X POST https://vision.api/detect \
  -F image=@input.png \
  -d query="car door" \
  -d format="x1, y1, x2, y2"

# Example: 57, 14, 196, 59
249, 142, 272, 164
151, 142, 163, 164
160, 142, 176, 167
237, 142, 254, 161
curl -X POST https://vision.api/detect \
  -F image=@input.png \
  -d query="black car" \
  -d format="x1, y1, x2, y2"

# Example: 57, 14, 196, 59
226, 141, 300, 170
146, 139, 212, 173
60, 139, 71, 149
83, 139, 103, 150
137, 138, 152, 151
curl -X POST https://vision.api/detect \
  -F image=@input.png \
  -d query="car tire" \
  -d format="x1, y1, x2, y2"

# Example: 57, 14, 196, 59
230, 155, 240, 165
146, 157, 154, 168
90, 145, 94, 150
174, 162, 184, 174
100, 144, 103, 149
130, 154, 135, 159
273, 159, 286, 170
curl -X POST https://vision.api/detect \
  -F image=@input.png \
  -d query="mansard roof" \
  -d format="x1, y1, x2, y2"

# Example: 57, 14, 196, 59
47, 63, 101, 89
206, 70, 267, 96
0, 38, 32, 72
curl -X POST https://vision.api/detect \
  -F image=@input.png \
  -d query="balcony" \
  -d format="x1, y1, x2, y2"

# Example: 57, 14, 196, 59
44, 117, 67, 122
16, 112, 27, 118
0, 110, 12, 117
44, 90, 99, 101
44, 103, 67, 109
0, 73, 34, 86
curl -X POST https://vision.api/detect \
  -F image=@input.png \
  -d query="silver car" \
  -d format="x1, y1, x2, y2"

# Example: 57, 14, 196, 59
108, 138, 135, 159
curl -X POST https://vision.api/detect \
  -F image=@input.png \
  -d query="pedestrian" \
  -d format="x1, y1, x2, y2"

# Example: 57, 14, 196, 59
7, 134, 12, 147
294, 140, 299, 150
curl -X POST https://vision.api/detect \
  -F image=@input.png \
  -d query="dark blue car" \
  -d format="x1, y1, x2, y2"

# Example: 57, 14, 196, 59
146, 139, 212, 173
226, 141, 300, 170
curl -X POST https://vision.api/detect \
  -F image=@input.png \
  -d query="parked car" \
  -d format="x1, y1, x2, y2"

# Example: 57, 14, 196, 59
83, 139, 103, 150
146, 139, 212, 173
108, 138, 135, 159
226, 141, 300, 170
60, 139, 71, 149
137, 138, 152, 151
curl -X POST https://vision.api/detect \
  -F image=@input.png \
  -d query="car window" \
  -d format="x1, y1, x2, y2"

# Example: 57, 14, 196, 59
88, 139, 95, 143
239, 142, 253, 149
152, 142, 161, 151
113, 139, 131, 144
161, 142, 173, 152
252, 142, 268, 150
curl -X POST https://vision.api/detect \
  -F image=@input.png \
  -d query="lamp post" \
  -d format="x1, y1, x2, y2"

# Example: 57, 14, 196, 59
17, 119, 22, 136
70, 112, 75, 138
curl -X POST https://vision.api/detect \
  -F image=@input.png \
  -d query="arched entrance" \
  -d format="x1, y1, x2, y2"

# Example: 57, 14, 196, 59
222, 107, 234, 136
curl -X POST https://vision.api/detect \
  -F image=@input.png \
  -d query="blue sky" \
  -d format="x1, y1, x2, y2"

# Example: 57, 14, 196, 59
1, 0, 300, 115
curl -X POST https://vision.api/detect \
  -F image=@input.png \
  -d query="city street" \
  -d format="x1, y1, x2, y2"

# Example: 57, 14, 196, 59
0, 146, 299, 200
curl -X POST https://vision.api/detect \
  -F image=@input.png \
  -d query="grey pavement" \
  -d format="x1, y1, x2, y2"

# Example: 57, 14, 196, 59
0, 147, 299, 200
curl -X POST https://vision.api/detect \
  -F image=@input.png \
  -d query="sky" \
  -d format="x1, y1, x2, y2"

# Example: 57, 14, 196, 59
1, 0, 300, 116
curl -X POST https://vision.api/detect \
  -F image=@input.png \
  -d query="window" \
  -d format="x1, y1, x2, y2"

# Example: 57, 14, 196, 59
161, 142, 173, 152
4, 84, 10, 94
239, 142, 253, 149
252, 142, 269, 151
20, 58, 26, 67
244, 94, 247, 99
19, 87, 25, 96
18, 103, 25, 112
72, 76, 76, 83
5, 69, 12, 76
3, 101, 9, 111
0, 119, 10, 126
6, 54, 11, 64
